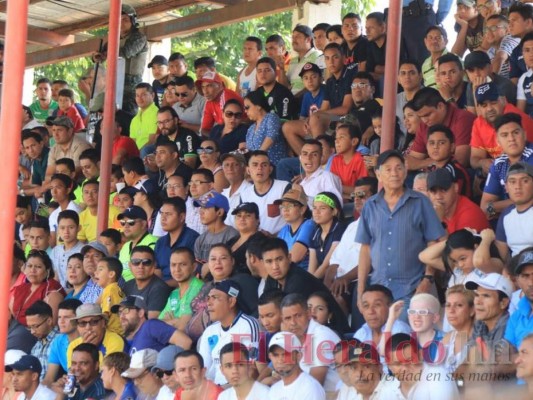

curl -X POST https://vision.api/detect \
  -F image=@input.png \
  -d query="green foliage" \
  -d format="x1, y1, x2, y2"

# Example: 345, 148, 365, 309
342, 0, 376, 17
170, 5, 292, 78
33, 0, 376, 101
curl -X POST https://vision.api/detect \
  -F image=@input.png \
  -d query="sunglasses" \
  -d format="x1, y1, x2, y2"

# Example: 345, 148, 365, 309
77, 318, 103, 328
155, 369, 174, 378
131, 258, 153, 267
176, 92, 189, 98
224, 111, 243, 119
197, 146, 215, 155
120, 219, 137, 227
352, 191, 367, 199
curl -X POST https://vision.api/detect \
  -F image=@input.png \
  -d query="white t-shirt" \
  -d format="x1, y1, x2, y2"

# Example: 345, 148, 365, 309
155, 385, 175, 400
48, 201, 81, 232
335, 383, 357, 400
197, 312, 260, 385
379, 364, 459, 400
300, 319, 340, 393
218, 381, 270, 400
239, 179, 290, 234
238, 67, 258, 97
330, 219, 361, 277
269, 371, 326, 400
222, 180, 252, 228
24, 384, 57, 400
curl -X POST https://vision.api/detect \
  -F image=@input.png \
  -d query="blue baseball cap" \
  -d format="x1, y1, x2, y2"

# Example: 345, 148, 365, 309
475, 82, 500, 104
5, 355, 42, 374
193, 190, 229, 212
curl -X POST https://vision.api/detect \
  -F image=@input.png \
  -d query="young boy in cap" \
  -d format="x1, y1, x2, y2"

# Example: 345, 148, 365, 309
451, 0, 484, 57
193, 190, 238, 273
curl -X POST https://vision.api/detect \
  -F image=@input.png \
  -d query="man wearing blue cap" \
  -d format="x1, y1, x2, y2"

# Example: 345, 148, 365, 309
6, 355, 56, 400
197, 280, 260, 386
193, 190, 238, 274
471, 81, 533, 176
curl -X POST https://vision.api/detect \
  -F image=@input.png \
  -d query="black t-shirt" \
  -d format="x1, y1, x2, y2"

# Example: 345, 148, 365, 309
256, 82, 299, 120
157, 127, 201, 162
366, 38, 407, 73
324, 66, 357, 109
349, 98, 382, 132
341, 36, 369, 68
209, 123, 249, 154
123, 275, 171, 313
310, 220, 346, 266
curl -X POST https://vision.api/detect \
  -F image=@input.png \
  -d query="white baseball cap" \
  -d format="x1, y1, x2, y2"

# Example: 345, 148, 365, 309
268, 331, 302, 353
121, 349, 158, 379
465, 272, 513, 299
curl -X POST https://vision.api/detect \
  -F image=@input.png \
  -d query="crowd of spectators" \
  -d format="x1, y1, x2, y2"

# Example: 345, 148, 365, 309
8, 1, 533, 399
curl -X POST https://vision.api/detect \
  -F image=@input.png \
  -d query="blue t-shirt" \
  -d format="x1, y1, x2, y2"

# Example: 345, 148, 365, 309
277, 219, 315, 270
128, 319, 176, 355
48, 333, 70, 372
484, 143, 533, 199
120, 380, 137, 400
300, 85, 325, 118
310, 220, 345, 266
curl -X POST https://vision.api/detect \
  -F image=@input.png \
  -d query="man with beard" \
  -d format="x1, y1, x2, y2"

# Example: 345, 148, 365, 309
111, 295, 192, 354
151, 139, 193, 191
155, 106, 200, 169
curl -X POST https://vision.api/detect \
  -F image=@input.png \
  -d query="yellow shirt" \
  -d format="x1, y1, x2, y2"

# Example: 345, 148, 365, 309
129, 102, 159, 149
97, 282, 124, 336
77, 205, 121, 242
67, 330, 125, 368
219, 73, 237, 91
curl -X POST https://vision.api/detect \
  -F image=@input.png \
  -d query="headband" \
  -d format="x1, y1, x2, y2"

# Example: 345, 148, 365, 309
314, 194, 336, 209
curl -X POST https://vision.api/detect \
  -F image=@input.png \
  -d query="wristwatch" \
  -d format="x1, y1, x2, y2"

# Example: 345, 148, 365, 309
422, 275, 435, 284
486, 202, 497, 218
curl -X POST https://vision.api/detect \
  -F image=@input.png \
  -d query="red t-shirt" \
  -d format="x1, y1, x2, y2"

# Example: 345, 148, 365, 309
112, 136, 140, 160
58, 106, 85, 133
173, 380, 223, 400
330, 152, 368, 186
201, 88, 244, 131
445, 195, 490, 234
411, 104, 475, 154
470, 103, 533, 159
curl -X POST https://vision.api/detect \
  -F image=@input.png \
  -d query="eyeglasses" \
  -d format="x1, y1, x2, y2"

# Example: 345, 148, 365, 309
224, 111, 243, 119
483, 25, 504, 33
131, 258, 153, 267
351, 82, 369, 89
117, 307, 134, 316
165, 183, 184, 190
476, 1, 494, 11
157, 118, 174, 126
77, 318, 103, 328
120, 219, 137, 227
352, 190, 367, 199
176, 92, 189, 98
279, 204, 298, 210
26, 318, 49, 331
407, 309, 433, 316
197, 146, 215, 155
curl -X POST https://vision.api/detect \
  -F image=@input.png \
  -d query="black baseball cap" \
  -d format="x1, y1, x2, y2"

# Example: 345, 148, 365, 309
299, 62, 322, 77
427, 168, 455, 191
231, 202, 259, 218
148, 55, 168, 68
376, 149, 404, 169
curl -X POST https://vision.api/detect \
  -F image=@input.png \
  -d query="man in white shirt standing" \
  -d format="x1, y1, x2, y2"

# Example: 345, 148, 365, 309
268, 331, 326, 400
6, 355, 57, 400
280, 293, 340, 398
221, 152, 251, 228
218, 342, 270, 400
